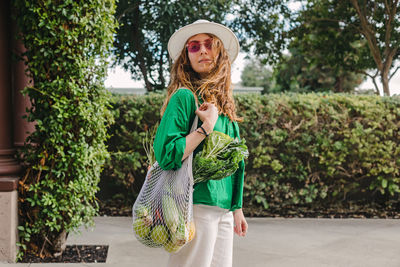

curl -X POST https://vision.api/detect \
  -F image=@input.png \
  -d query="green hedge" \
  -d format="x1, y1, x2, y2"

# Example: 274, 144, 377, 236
237, 93, 400, 213
14, 0, 117, 259
103, 93, 400, 213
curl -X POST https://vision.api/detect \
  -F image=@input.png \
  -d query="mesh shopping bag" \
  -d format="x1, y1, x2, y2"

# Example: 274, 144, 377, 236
132, 114, 198, 253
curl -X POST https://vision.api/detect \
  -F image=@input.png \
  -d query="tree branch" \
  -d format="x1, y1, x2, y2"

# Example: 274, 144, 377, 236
117, 2, 140, 22
389, 66, 400, 80
359, 69, 379, 80
350, 0, 383, 70
149, 68, 157, 85
371, 76, 380, 95
158, 52, 166, 89
383, 0, 390, 14
358, 69, 380, 95
384, 0, 391, 51
383, 0, 398, 61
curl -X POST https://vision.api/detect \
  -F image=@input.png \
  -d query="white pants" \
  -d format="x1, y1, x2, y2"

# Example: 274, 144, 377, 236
166, 204, 234, 267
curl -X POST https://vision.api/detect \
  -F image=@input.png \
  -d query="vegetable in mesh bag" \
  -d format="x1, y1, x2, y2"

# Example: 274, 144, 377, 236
133, 110, 200, 253
132, 167, 196, 253
193, 131, 248, 183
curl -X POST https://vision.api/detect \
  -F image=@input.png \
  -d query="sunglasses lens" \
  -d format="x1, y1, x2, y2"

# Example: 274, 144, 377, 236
205, 40, 212, 50
188, 42, 200, 53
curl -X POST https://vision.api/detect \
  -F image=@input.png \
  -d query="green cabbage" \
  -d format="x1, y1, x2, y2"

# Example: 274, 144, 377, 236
193, 131, 248, 183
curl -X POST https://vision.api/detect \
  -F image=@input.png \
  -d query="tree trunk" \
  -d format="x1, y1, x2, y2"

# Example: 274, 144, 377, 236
141, 67, 153, 92
335, 75, 344, 93
52, 230, 68, 257
158, 52, 166, 90
381, 70, 390, 96
39, 229, 68, 258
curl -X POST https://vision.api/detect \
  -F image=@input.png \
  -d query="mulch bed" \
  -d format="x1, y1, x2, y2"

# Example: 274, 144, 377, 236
246, 206, 400, 219
99, 198, 134, 216
98, 198, 400, 219
20, 245, 108, 263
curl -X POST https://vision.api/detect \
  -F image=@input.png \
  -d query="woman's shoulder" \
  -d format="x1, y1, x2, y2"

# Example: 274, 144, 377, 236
170, 88, 197, 105
167, 88, 197, 110
172, 88, 195, 97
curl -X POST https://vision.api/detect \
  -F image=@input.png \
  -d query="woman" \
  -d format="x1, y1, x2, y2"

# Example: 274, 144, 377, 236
153, 19, 248, 267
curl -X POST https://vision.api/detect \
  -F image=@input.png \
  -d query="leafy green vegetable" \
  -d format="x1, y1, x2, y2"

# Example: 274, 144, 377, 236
193, 131, 249, 183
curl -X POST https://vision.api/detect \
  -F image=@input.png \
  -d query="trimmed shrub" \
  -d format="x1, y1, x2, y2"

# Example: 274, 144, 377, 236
14, 0, 118, 259
104, 93, 400, 214
237, 93, 400, 213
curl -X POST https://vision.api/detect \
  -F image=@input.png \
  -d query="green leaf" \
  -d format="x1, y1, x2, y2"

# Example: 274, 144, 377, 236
381, 179, 388, 189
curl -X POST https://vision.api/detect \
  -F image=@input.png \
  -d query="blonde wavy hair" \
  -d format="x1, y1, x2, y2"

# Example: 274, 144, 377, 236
161, 33, 242, 122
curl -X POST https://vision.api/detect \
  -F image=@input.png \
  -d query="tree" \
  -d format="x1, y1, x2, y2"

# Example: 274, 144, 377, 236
240, 58, 273, 94
113, 0, 234, 92
273, 47, 364, 93
236, 0, 400, 95
272, 1, 367, 93
289, 0, 400, 96
349, 0, 400, 96
229, 0, 292, 65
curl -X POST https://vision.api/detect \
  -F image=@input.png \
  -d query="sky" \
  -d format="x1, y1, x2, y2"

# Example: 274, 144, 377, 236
105, 53, 400, 96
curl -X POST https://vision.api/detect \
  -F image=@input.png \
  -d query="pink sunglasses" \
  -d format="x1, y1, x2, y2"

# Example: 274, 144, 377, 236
186, 38, 213, 53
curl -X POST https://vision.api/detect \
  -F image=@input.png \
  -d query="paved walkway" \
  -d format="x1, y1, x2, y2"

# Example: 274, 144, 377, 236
2, 216, 400, 267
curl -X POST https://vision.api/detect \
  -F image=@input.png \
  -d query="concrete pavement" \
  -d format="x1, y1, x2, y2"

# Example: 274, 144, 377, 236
2, 216, 400, 267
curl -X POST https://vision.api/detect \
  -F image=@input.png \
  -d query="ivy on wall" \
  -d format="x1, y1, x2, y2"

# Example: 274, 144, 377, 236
13, 0, 118, 259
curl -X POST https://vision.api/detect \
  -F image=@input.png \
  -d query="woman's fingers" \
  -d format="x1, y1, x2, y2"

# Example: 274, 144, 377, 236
199, 102, 210, 111
235, 223, 242, 236
241, 221, 248, 236
195, 102, 218, 126
234, 225, 239, 235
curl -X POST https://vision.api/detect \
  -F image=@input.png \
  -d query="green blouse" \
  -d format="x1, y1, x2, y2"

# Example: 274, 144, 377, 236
153, 88, 245, 211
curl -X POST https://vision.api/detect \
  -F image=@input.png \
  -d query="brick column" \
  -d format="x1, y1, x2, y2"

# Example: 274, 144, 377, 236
0, 0, 21, 263
13, 37, 35, 148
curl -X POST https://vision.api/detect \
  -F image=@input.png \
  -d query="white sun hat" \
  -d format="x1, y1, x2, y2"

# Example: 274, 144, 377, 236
167, 19, 240, 63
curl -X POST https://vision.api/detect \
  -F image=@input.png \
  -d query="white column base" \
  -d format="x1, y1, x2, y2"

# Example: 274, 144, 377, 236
0, 189, 18, 263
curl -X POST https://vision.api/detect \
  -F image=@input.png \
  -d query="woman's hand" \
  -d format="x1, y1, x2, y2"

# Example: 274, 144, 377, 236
181, 102, 217, 161
195, 102, 218, 133
233, 208, 248, 237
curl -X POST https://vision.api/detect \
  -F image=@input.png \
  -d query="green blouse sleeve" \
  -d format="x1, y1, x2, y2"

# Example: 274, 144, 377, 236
153, 89, 196, 170
230, 121, 245, 211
